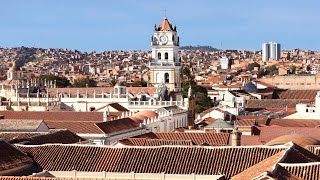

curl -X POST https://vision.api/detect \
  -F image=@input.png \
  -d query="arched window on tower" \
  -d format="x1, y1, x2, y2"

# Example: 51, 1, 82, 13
164, 73, 169, 83
165, 52, 168, 60
158, 52, 161, 60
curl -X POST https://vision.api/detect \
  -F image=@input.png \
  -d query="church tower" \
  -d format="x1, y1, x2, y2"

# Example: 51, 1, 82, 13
149, 17, 181, 93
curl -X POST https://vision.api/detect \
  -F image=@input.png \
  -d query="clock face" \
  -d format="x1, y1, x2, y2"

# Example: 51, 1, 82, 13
159, 35, 168, 44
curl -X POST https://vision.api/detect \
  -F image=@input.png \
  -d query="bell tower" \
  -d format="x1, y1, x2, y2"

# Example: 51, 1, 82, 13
149, 17, 181, 93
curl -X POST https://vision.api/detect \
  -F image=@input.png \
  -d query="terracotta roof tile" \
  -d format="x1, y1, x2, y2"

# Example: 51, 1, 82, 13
277, 90, 318, 101
158, 17, 173, 31
277, 162, 320, 180
233, 143, 320, 179
269, 118, 320, 127
154, 132, 230, 146
17, 144, 288, 179
246, 99, 309, 108
96, 118, 140, 134
259, 127, 320, 144
45, 121, 103, 134
119, 138, 194, 146
241, 135, 262, 146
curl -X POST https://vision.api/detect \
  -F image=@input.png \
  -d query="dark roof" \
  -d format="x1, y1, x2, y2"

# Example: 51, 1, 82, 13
0, 140, 33, 173
17, 144, 288, 179
0, 129, 84, 145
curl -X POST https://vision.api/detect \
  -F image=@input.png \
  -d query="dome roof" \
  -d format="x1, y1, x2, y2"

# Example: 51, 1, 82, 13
266, 133, 320, 147
130, 110, 158, 123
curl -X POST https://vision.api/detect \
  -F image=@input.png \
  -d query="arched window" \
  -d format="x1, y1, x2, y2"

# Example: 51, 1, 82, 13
164, 73, 169, 83
158, 52, 161, 60
165, 52, 168, 60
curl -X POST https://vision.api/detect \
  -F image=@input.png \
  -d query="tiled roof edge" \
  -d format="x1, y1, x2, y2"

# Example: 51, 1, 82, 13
269, 141, 295, 175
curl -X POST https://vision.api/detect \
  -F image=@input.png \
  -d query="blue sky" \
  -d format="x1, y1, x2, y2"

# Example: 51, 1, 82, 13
0, 0, 319, 52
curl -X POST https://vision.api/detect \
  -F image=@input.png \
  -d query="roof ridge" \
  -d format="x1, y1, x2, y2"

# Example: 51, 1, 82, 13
15, 143, 290, 149
278, 161, 320, 166
269, 141, 295, 175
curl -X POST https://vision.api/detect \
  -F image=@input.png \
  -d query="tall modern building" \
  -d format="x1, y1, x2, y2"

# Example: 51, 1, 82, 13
262, 42, 281, 61
262, 43, 270, 62
220, 56, 230, 70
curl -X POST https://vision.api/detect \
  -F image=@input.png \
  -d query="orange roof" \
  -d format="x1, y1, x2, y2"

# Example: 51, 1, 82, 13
158, 17, 173, 31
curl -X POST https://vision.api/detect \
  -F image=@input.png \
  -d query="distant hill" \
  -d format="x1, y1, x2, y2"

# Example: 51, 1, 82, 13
180, 45, 220, 51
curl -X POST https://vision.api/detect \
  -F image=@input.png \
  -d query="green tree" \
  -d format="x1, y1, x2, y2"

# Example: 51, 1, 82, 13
265, 65, 278, 75
247, 62, 260, 71
73, 78, 97, 87
290, 65, 296, 74
110, 79, 117, 86
39, 74, 71, 88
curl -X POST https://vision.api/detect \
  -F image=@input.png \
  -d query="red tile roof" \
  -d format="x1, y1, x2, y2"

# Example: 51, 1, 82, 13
247, 99, 307, 109
277, 90, 318, 101
269, 118, 320, 127
96, 118, 140, 134
241, 135, 262, 146
259, 127, 320, 144
274, 162, 320, 180
17, 144, 288, 178
119, 138, 194, 146
45, 121, 103, 134
158, 17, 173, 31
233, 143, 320, 179
154, 132, 230, 146
276, 162, 320, 180
120, 132, 231, 146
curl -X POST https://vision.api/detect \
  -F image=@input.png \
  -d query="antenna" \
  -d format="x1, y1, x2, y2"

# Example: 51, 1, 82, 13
162, 9, 167, 18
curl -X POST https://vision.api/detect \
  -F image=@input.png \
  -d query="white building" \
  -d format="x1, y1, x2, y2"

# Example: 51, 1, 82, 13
284, 91, 320, 120
262, 43, 270, 62
0, 17, 196, 125
262, 42, 281, 61
220, 56, 229, 70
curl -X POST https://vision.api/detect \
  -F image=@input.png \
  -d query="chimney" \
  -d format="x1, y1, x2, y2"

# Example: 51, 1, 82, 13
231, 128, 242, 146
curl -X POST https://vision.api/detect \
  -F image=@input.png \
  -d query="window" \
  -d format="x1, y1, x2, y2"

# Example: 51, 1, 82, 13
158, 52, 161, 60
300, 83, 304, 85
141, 95, 146, 101
306, 109, 309, 112
165, 52, 168, 60
307, 83, 311, 85
164, 73, 169, 83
